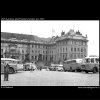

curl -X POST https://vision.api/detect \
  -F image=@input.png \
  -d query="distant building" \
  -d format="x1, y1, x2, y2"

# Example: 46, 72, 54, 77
1, 29, 88, 63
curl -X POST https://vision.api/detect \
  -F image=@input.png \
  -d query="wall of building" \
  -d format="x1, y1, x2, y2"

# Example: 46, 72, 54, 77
1, 30, 88, 63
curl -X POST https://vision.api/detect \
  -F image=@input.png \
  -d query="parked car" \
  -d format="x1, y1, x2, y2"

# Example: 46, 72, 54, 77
56, 66, 64, 71
49, 66, 56, 71
24, 63, 37, 71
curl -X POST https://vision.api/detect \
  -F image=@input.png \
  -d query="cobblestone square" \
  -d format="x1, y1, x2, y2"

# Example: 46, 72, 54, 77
1, 70, 99, 86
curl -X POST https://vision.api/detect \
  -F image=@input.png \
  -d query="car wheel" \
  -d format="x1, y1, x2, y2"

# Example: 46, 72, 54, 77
85, 70, 88, 73
93, 67, 97, 73
70, 67, 73, 72
75, 69, 78, 72
9, 67, 15, 74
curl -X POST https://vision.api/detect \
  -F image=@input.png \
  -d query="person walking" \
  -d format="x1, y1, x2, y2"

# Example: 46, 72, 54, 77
4, 61, 9, 81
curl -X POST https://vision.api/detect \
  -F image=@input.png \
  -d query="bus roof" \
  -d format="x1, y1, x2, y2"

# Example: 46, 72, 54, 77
1, 58, 17, 61
64, 58, 83, 62
85, 56, 99, 59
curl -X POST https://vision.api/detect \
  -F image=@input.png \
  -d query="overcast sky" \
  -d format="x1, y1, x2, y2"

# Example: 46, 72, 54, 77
1, 20, 99, 56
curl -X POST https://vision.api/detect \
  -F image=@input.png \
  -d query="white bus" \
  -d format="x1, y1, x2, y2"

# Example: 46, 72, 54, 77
1, 58, 24, 73
81, 56, 99, 73
1, 58, 17, 73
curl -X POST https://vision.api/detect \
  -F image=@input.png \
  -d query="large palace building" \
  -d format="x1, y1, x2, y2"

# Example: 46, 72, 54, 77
1, 29, 88, 63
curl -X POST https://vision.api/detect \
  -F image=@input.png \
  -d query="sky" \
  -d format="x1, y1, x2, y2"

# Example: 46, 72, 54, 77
1, 20, 99, 56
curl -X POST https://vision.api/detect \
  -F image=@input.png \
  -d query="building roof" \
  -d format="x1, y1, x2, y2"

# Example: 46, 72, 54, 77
1, 32, 52, 43
1, 30, 88, 44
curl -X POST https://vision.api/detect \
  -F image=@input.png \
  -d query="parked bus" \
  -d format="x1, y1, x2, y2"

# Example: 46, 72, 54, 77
63, 59, 83, 72
80, 56, 99, 73
1, 58, 24, 73
1, 58, 17, 74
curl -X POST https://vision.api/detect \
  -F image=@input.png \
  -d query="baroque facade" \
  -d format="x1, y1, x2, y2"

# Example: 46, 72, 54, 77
1, 29, 88, 63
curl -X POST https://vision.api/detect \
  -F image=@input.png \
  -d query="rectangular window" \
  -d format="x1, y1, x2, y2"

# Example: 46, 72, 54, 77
91, 58, 94, 63
95, 58, 99, 63
81, 48, 83, 52
71, 47, 73, 52
85, 58, 90, 63
35, 56, 37, 60
63, 55, 64, 60
32, 56, 34, 60
81, 55, 83, 58
74, 54, 76, 58
60, 47, 62, 52
63, 48, 64, 52
66, 47, 67, 52
22, 50, 24, 53
78, 48, 80, 52
84, 48, 86, 52
46, 51, 47, 54
74, 48, 76, 52
22, 56, 24, 60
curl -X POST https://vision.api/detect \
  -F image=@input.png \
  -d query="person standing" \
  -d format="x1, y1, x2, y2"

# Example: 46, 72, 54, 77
4, 61, 9, 81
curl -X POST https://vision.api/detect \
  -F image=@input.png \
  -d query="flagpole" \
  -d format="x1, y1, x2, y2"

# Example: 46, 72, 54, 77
52, 28, 55, 37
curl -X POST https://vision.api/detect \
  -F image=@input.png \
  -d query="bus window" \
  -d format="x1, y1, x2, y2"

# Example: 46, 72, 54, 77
95, 58, 99, 63
72, 60, 76, 63
85, 58, 90, 63
91, 58, 94, 63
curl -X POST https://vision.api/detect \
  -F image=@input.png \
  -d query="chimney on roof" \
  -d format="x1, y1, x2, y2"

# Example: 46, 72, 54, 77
61, 31, 65, 36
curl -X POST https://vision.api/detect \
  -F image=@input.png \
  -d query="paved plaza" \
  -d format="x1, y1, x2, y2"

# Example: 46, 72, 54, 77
1, 70, 99, 86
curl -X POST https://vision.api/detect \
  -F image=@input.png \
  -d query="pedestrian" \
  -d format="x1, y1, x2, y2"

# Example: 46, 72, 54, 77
4, 61, 9, 81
